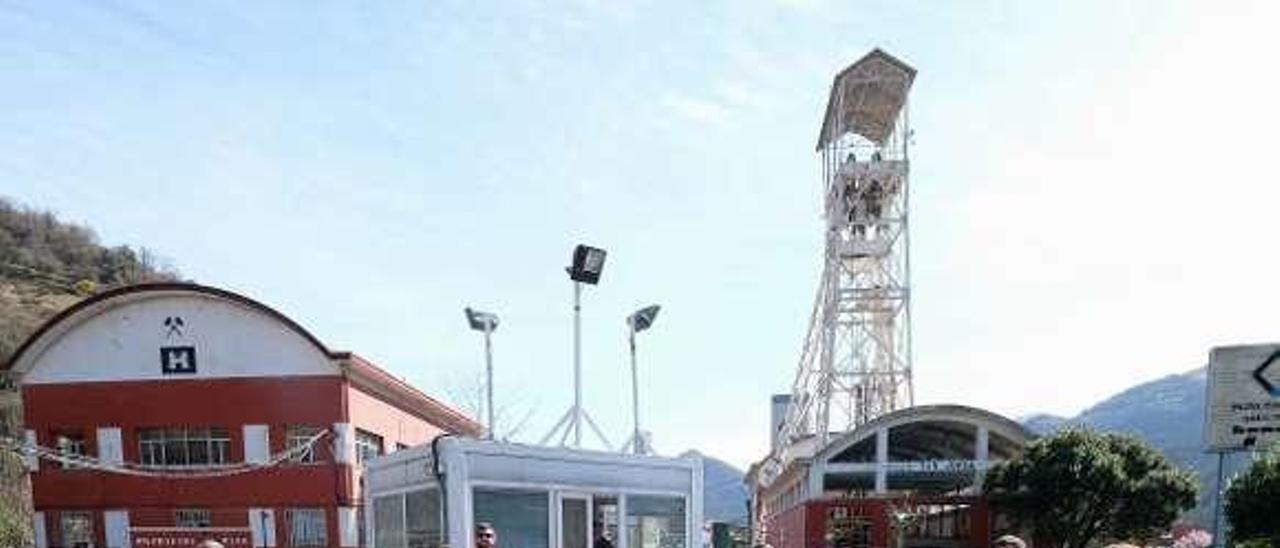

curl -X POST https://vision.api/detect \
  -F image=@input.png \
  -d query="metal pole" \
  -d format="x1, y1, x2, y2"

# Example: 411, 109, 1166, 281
484, 325, 494, 440
573, 281, 583, 447
630, 325, 640, 454
1212, 451, 1226, 548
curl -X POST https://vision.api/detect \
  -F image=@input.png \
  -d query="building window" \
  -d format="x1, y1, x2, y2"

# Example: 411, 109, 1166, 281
287, 425, 324, 463
55, 430, 87, 469
473, 488, 548, 548
355, 429, 383, 465
138, 427, 231, 466
286, 508, 328, 547
59, 511, 95, 548
175, 508, 212, 528
374, 494, 405, 548
626, 495, 687, 548
405, 488, 442, 548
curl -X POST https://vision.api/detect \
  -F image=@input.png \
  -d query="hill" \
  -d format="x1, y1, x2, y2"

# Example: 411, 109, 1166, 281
681, 450, 749, 525
0, 196, 179, 545
1023, 368, 1256, 527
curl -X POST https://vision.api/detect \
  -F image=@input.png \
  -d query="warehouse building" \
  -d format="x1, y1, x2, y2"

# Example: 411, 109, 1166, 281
3, 282, 481, 548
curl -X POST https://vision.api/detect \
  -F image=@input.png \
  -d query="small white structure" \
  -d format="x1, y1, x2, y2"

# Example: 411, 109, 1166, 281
365, 437, 703, 548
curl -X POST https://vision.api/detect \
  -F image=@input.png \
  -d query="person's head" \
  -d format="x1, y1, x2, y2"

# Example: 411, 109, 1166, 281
196, 540, 226, 548
993, 535, 1026, 548
476, 522, 497, 548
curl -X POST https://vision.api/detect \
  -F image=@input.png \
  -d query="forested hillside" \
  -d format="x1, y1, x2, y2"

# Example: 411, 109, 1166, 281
0, 196, 179, 545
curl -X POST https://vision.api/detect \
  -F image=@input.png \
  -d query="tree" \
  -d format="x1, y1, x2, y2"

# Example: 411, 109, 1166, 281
1225, 450, 1280, 547
983, 428, 1198, 548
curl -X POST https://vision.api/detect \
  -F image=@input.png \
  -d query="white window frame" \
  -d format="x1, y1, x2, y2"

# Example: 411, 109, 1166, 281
55, 431, 87, 469
286, 507, 328, 547
59, 511, 95, 548
355, 429, 384, 465
175, 508, 212, 528
286, 425, 324, 464
137, 427, 232, 467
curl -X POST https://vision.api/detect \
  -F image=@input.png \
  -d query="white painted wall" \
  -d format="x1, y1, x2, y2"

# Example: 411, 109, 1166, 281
244, 424, 270, 464
97, 427, 123, 465
32, 512, 47, 548
103, 510, 130, 548
333, 422, 354, 465
337, 506, 359, 548
24, 430, 38, 471
21, 293, 336, 384
249, 508, 277, 547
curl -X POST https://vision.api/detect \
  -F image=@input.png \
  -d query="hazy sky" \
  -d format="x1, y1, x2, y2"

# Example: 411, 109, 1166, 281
3, 1, 1279, 469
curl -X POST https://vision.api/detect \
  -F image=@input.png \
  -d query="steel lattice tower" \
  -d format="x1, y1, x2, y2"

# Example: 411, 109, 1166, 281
778, 49, 916, 454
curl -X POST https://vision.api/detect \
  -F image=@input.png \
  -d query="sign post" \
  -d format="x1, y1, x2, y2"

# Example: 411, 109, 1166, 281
1205, 344, 1280, 547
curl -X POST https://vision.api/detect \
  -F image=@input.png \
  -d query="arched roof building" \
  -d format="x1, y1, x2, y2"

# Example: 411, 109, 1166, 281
4, 282, 480, 548
747, 405, 1034, 548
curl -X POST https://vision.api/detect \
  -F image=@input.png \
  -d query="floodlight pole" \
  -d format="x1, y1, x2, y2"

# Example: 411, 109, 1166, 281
539, 246, 612, 449
484, 322, 495, 439
629, 323, 641, 454
572, 280, 583, 446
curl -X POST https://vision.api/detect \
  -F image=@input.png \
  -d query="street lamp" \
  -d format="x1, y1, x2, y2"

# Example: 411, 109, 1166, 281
623, 305, 660, 454
540, 244, 612, 448
465, 307, 499, 439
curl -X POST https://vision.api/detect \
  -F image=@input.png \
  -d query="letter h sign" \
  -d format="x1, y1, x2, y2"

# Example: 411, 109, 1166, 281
161, 346, 198, 374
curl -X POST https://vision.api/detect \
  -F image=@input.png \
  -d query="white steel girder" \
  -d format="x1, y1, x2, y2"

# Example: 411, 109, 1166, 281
771, 50, 915, 478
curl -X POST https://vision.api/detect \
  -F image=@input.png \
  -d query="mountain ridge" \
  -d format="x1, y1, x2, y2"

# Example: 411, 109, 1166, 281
1021, 366, 1255, 526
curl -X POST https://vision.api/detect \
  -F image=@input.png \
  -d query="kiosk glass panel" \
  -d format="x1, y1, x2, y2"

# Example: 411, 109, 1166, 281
626, 496, 686, 548
375, 494, 406, 548
474, 488, 550, 548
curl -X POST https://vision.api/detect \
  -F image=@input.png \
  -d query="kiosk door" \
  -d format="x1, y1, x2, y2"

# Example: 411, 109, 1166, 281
560, 493, 593, 548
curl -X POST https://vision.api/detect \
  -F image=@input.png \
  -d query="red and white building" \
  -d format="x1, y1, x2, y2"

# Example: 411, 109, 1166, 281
3, 283, 482, 548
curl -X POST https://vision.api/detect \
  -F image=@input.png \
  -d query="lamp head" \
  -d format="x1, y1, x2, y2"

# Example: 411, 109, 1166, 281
465, 307, 500, 332
627, 305, 661, 332
567, 244, 607, 285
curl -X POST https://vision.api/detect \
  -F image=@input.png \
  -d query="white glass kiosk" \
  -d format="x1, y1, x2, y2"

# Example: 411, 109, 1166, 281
365, 437, 703, 548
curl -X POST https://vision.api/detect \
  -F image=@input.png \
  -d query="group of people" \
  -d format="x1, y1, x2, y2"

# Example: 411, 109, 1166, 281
838, 152, 890, 237
192, 524, 1027, 548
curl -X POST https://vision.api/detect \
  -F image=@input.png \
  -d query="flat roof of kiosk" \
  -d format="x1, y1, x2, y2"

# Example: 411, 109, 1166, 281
365, 437, 702, 495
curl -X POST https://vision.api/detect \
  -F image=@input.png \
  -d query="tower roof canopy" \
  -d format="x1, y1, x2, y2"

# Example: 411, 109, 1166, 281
816, 48, 915, 150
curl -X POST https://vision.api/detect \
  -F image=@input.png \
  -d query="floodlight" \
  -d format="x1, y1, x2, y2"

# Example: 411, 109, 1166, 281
465, 307, 499, 332
627, 305, 661, 333
566, 244, 607, 285
541, 243, 613, 448
465, 307, 500, 439
623, 303, 662, 455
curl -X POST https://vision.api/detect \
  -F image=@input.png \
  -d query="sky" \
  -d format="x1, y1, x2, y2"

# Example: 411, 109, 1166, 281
3, 0, 1280, 469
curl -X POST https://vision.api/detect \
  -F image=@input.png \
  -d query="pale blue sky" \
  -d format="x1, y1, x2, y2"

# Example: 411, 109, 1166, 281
4, 1, 1279, 468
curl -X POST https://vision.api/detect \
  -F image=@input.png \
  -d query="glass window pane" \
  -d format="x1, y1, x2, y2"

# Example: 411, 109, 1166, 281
375, 494, 406, 548
562, 498, 589, 548
213, 439, 230, 464
176, 508, 212, 528
593, 496, 619, 548
473, 488, 548, 548
627, 496, 686, 548
60, 512, 94, 548
405, 489, 441, 548
166, 437, 188, 465
287, 508, 327, 547
188, 439, 209, 464
287, 425, 323, 463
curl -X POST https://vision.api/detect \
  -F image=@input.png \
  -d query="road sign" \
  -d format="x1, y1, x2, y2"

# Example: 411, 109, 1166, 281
1207, 344, 1280, 452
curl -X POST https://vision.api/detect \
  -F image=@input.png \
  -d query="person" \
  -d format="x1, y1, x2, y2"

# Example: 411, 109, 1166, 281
476, 522, 498, 548
993, 534, 1026, 548
196, 540, 226, 548
593, 521, 615, 548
